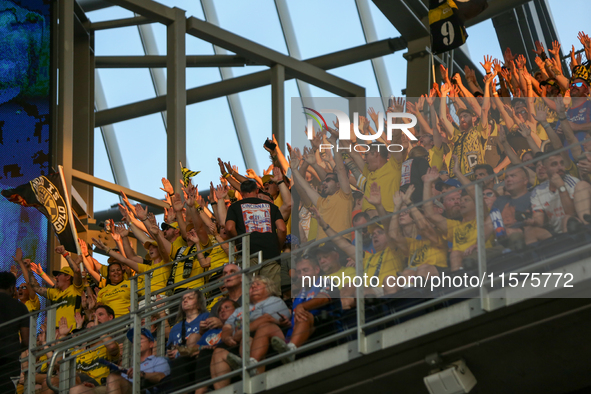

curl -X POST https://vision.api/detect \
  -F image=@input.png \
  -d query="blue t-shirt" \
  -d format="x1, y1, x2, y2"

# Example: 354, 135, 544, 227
351, 237, 376, 254
196, 328, 222, 347
167, 312, 210, 347
286, 285, 340, 338
558, 100, 591, 159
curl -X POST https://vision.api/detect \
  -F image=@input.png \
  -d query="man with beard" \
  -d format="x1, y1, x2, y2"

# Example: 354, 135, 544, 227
423, 167, 494, 271
440, 83, 492, 178
291, 129, 353, 240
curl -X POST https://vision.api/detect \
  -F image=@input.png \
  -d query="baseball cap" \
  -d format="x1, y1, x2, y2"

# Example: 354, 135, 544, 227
52, 266, 74, 277
143, 240, 158, 250
368, 222, 385, 234
126, 327, 155, 343
457, 108, 476, 117
435, 178, 462, 191
261, 174, 274, 185
312, 241, 339, 256
161, 222, 179, 231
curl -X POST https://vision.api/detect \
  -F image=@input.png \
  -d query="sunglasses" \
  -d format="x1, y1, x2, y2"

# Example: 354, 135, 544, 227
483, 192, 495, 198
571, 81, 586, 89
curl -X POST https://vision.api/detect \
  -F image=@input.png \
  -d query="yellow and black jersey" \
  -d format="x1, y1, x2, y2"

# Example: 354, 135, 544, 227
47, 283, 84, 330
450, 124, 489, 178
406, 237, 448, 268
72, 344, 119, 384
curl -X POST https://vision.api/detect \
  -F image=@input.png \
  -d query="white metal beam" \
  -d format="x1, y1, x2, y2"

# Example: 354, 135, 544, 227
356, 0, 391, 109
185, 17, 366, 97
94, 71, 130, 187
200, 0, 259, 171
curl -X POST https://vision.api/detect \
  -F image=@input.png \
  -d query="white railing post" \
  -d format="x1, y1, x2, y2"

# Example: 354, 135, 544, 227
47, 307, 56, 343
157, 319, 166, 357
474, 181, 491, 311
26, 314, 37, 394
131, 312, 142, 394
130, 276, 138, 313
241, 233, 252, 393
229, 240, 235, 264
354, 228, 366, 354
144, 272, 152, 309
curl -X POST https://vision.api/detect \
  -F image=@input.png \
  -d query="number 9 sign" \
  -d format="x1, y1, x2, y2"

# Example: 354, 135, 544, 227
441, 21, 455, 46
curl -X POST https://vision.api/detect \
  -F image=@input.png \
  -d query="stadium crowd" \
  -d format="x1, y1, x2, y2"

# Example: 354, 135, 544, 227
3, 32, 591, 394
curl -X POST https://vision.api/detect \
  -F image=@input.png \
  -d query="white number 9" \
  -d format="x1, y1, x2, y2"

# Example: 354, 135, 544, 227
441, 21, 455, 46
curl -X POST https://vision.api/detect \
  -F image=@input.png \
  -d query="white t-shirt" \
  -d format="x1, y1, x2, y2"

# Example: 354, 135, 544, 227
225, 296, 290, 333
530, 175, 579, 233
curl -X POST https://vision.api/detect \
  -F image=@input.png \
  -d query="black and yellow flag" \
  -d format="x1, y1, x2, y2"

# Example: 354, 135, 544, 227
429, 0, 487, 54
429, 0, 468, 54
1, 166, 80, 254
179, 161, 200, 186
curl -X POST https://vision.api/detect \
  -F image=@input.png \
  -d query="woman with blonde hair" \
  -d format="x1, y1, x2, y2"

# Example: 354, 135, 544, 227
210, 275, 291, 389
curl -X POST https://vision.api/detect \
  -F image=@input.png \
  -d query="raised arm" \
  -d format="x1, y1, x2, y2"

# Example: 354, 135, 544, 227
326, 128, 352, 196
13, 248, 37, 300
422, 167, 448, 233
114, 225, 143, 264
439, 84, 455, 139
26, 262, 48, 298
272, 167, 292, 222
29, 261, 54, 288
92, 237, 141, 273
388, 191, 409, 254
534, 102, 572, 164
290, 155, 321, 206
302, 147, 327, 183
309, 206, 356, 259
453, 73, 482, 115
77, 239, 102, 284
264, 135, 290, 175
55, 245, 82, 287
555, 94, 583, 160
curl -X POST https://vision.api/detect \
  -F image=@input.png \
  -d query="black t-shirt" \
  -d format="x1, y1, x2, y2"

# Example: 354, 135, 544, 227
400, 157, 429, 203
226, 197, 284, 260
0, 292, 29, 360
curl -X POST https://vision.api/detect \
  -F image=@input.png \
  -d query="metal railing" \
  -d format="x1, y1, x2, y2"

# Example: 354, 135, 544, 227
20, 137, 591, 393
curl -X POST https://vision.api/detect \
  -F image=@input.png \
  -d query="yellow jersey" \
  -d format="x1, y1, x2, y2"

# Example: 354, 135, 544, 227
363, 247, 404, 286
72, 344, 118, 384
406, 237, 448, 268
446, 218, 493, 253
24, 293, 40, 312
97, 280, 131, 318
361, 158, 402, 213
47, 283, 84, 330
